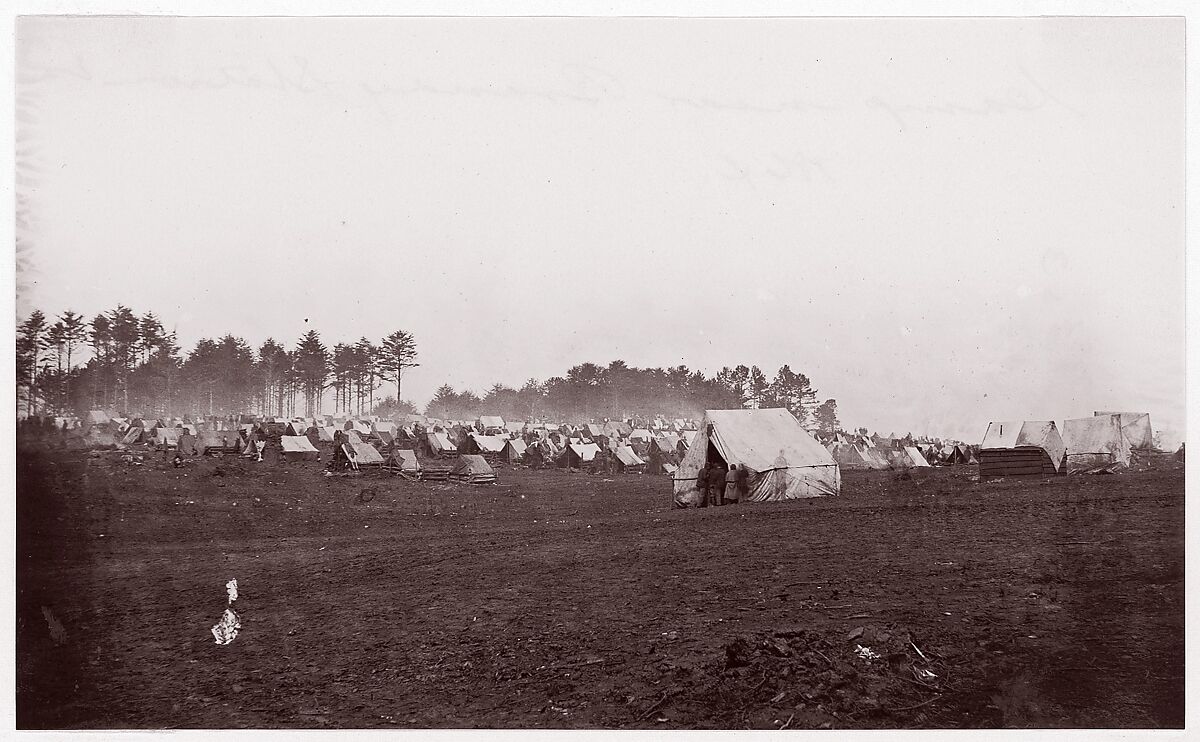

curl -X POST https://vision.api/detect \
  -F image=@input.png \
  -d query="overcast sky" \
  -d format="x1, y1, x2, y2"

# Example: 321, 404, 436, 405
14, 16, 1185, 445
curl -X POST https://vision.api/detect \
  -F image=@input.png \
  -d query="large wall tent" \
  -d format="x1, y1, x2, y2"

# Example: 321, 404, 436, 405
1093, 411, 1154, 450
1062, 414, 1132, 471
673, 408, 840, 508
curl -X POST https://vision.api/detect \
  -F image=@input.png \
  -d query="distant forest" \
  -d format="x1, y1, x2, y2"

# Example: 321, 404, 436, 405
420, 363, 838, 432
16, 304, 839, 431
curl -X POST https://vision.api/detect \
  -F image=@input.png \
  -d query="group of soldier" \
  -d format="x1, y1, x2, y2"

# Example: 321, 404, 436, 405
696, 460, 748, 507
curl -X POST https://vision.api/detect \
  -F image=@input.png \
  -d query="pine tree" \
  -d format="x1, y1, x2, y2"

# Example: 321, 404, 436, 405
379, 330, 419, 403
17, 310, 47, 416
427, 384, 457, 419
813, 399, 839, 434
294, 330, 329, 417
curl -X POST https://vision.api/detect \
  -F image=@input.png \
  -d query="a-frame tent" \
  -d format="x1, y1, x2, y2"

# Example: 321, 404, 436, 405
612, 445, 646, 473
897, 446, 932, 468
385, 448, 422, 474
348, 438, 385, 466
427, 431, 457, 456
557, 442, 600, 468
287, 421, 312, 436
827, 442, 878, 470
673, 408, 840, 508
280, 435, 320, 461
465, 433, 507, 456
450, 454, 497, 484
501, 438, 528, 464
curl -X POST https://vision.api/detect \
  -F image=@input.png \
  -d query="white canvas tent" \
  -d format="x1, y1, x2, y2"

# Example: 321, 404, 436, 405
280, 435, 320, 461
613, 445, 645, 469
347, 438, 385, 465
619, 441, 648, 470
388, 448, 421, 473
450, 454, 497, 484
828, 442, 884, 470
287, 421, 311, 436
899, 446, 932, 468
1094, 411, 1154, 450
558, 442, 600, 467
602, 421, 633, 439
673, 409, 840, 507
372, 421, 397, 436
502, 438, 528, 463
345, 420, 372, 435
467, 433, 507, 454
1062, 414, 1131, 471
859, 445, 892, 469
657, 432, 681, 450
428, 431, 457, 454
478, 415, 506, 430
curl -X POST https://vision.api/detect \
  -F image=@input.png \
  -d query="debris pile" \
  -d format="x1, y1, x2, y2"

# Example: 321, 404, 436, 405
662, 626, 952, 728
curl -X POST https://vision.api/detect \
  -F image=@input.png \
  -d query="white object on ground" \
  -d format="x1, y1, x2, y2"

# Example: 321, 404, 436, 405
211, 578, 241, 645
212, 608, 241, 645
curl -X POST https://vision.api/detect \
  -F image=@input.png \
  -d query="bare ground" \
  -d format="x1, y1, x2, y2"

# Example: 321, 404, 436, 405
16, 442, 1184, 729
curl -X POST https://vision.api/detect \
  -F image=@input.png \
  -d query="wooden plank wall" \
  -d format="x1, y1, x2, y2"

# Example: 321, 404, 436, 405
979, 446, 1058, 477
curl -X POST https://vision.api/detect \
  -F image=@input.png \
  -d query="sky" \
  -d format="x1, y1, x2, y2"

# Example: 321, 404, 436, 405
13, 15, 1186, 446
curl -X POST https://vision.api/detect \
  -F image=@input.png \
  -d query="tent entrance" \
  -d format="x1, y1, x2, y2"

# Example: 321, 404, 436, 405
706, 439, 727, 469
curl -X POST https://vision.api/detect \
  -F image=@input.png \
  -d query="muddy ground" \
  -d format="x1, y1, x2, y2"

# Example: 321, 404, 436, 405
16, 441, 1184, 729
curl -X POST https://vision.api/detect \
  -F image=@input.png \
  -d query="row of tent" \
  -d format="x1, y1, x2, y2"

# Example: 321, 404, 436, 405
105, 415, 655, 475
74, 410, 971, 471
978, 412, 1154, 476
129, 422, 501, 485
825, 442, 943, 470
425, 429, 658, 473
52, 408, 1162, 484
70, 409, 702, 443
669, 409, 1160, 510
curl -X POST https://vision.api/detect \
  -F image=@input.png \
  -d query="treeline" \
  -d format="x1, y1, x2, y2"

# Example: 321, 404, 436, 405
423, 361, 840, 432
17, 305, 840, 433
16, 305, 418, 419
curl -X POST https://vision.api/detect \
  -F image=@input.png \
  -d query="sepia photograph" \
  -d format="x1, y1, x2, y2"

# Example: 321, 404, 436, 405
10, 2, 1190, 733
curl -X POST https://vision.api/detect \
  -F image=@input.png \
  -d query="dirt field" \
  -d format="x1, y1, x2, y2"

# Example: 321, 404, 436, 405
16, 440, 1184, 729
